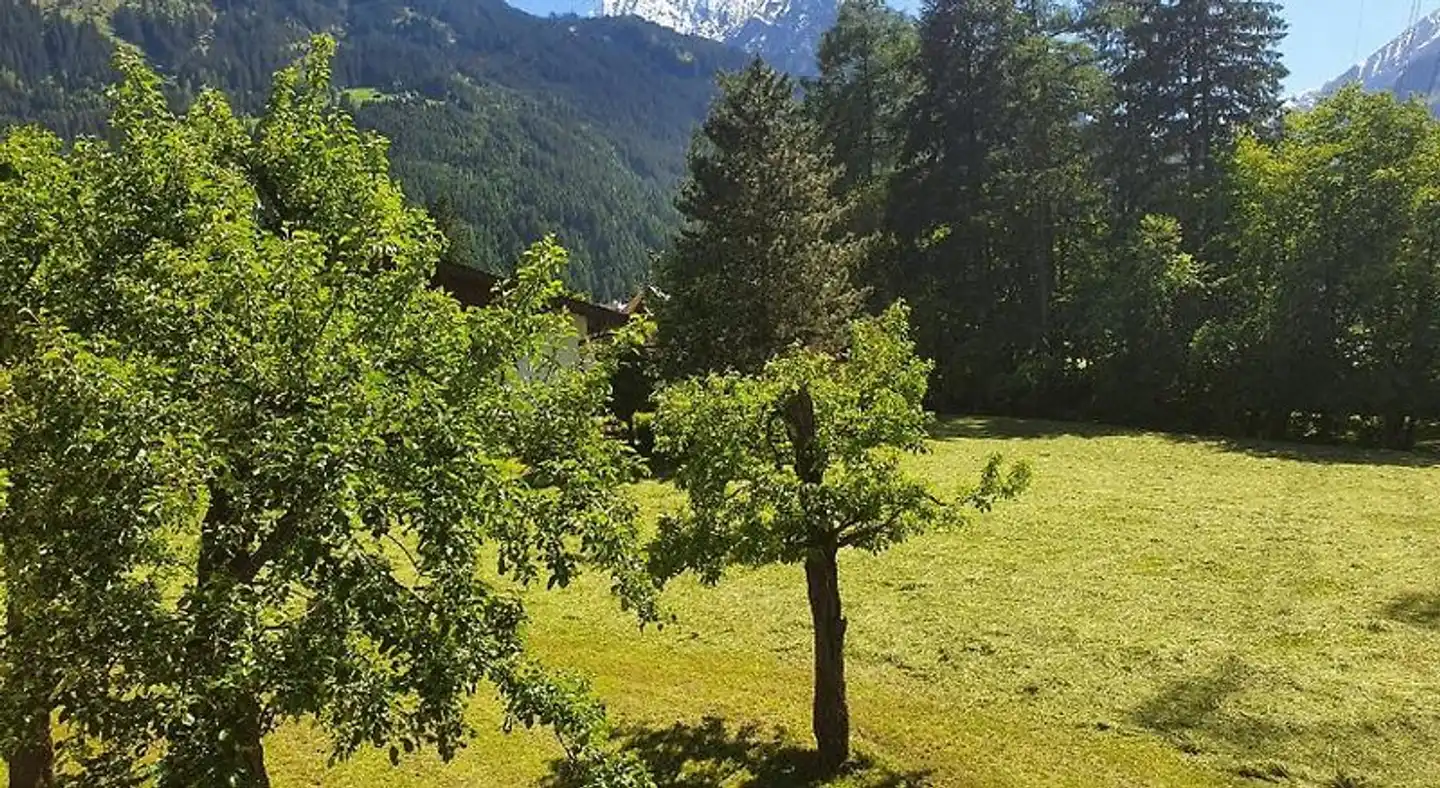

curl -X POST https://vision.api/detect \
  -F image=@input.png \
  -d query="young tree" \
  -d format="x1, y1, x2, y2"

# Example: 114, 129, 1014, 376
0, 40, 656, 786
1069, 214, 1205, 424
655, 59, 865, 378
648, 303, 1029, 772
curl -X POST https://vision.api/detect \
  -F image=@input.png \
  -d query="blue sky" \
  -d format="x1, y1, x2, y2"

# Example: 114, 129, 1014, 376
507, 0, 1436, 95
1282, 0, 1429, 92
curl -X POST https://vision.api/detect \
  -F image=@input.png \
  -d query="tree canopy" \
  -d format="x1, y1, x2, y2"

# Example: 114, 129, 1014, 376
0, 38, 655, 786
649, 303, 1030, 770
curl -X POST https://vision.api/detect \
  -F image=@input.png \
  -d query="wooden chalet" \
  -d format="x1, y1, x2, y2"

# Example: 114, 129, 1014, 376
431, 261, 634, 340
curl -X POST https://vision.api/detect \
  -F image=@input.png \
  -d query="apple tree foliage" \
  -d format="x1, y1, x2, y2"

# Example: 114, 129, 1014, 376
648, 302, 1030, 772
0, 38, 655, 787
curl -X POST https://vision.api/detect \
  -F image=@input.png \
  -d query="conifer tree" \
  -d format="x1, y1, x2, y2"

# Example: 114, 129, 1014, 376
805, 0, 918, 298
655, 59, 865, 378
889, 0, 1105, 411
807, 0, 917, 193
1084, 0, 1287, 228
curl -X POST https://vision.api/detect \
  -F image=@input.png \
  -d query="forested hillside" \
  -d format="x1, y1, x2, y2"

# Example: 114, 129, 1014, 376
0, 0, 746, 298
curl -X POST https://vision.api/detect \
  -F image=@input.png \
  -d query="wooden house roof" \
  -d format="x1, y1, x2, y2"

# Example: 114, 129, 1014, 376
431, 261, 631, 337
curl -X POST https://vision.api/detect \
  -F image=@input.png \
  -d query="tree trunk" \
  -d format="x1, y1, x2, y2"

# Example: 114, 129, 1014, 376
805, 546, 849, 774
783, 386, 849, 773
6, 596, 54, 788
1382, 413, 1417, 451
7, 709, 53, 788
1264, 408, 1289, 441
173, 484, 271, 788
236, 697, 270, 788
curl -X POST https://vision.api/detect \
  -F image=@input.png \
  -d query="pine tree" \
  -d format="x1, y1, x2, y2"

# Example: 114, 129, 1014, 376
805, 0, 918, 300
656, 59, 865, 378
889, 0, 1106, 411
807, 0, 917, 192
1085, 0, 1287, 228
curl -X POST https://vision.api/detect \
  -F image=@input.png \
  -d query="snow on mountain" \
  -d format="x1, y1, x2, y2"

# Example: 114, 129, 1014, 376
600, 0, 837, 73
1309, 7, 1440, 112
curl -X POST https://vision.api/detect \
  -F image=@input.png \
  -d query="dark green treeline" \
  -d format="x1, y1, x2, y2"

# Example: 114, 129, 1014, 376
662, 0, 1440, 449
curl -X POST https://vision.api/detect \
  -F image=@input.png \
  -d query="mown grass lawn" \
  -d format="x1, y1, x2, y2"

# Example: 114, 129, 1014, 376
270, 417, 1440, 787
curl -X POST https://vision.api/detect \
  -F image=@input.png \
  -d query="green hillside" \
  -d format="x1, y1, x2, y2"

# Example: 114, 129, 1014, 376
0, 0, 746, 298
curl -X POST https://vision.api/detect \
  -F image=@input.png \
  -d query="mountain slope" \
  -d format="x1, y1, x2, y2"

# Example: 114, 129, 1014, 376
0, 0, 747, 298
600, 0, 837, 74
1302, 8, 1440, 112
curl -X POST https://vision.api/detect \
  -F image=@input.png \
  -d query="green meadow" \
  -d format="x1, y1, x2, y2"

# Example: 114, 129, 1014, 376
264, 417, 1440, 787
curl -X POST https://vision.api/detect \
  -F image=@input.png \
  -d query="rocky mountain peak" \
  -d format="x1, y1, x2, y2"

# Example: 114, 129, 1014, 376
600, 0, 838, 74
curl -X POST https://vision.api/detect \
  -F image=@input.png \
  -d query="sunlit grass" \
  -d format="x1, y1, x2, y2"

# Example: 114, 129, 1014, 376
264, 416, 1440, 785
340, 87, 390, 107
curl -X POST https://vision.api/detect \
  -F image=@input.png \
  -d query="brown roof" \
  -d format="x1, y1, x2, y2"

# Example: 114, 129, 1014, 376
431, 261, 502, 308
431, 261, 630, 337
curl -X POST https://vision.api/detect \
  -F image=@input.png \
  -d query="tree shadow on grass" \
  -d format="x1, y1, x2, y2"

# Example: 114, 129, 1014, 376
930, 415, 1440, 468
1383, 591, 1440, 630
1129, 656, 1293, 752
544, 716, 932, 788
1129, 658, 1424, 784
929, 416, 1136, 442
1133, 657, 1251, 736
1161, 433, 1440, 469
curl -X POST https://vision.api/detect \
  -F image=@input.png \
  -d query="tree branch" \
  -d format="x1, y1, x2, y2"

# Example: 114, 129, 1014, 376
835, 508, 903, 550
382, 531, 423, 577
835, 492, 946, 549
230, 508, 303, 583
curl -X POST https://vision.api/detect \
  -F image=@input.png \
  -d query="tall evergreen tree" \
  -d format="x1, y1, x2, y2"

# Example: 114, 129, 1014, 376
1085, 0, 1287, 230
889, 0, 1106, 411
807, 0, 917, 192
655, 59, 865, 378
805, 0, 918, 300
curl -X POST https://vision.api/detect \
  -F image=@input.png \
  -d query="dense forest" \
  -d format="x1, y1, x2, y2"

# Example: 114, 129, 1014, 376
7, 0, 1434, 445
0, 0, 746, 298
656, 0, 1440, 449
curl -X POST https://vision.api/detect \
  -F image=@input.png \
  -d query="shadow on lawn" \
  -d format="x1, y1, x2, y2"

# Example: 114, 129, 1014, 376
1162, 433, 1440, 469
544, 716, 932, 788
932, 416, 1440, 468
1130, 658, 1415, 784
1133, 657, 1251, 736
1383, 591, 1440, 630
1130, 657, 1291, 750
929, 416, 1135, 442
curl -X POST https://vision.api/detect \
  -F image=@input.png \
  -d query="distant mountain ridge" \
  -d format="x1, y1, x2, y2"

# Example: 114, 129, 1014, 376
0, 0, 748, 299
600, 0, 838, 73
1300, 8, 1440, 112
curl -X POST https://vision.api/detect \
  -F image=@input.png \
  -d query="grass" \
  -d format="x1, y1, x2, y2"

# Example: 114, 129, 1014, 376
267, 416, 1440, 786
340, 87, 391, 107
